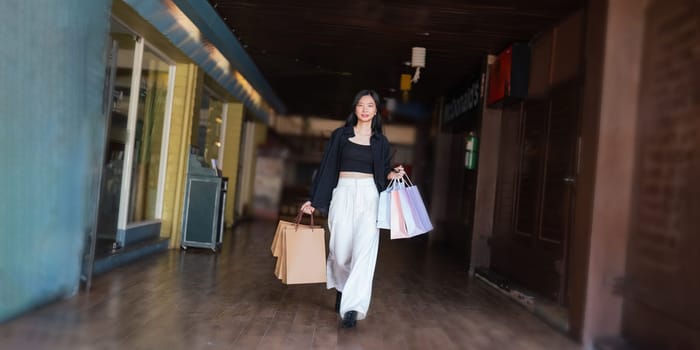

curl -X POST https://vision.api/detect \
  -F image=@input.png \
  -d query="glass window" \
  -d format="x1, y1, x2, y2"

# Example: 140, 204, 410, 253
96, 21, 137, 245
127, 48, 171, 223
192, 89, 224, 167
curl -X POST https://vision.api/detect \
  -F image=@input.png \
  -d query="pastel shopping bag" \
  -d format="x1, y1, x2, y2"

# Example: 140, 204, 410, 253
406, 186, 433, 233
396, 179, 423, 236
377, 179, 397, 229
403, 175, 433, 235
390, 183, 409, 239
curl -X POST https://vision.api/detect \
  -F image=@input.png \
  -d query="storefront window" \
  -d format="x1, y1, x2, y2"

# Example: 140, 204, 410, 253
193, 89, 225, 168
93, 15, 176, 254
127, 48, 171, 223
96, 21, 137, 245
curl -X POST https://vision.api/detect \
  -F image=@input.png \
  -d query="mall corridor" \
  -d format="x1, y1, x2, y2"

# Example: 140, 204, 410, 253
1, 220, 578, 350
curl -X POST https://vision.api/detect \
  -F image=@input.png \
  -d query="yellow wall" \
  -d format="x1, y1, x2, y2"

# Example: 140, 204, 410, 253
158, 66, 256, 246
222, 103, 244, 227
245, 121, 268, 215
254, 120, 268, 145
234, 120, 269, 217
160, 63, 200, 248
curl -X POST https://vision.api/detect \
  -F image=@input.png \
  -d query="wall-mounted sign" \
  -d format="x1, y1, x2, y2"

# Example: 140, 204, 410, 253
442, 71, 485, 128
487, 43, 530, 107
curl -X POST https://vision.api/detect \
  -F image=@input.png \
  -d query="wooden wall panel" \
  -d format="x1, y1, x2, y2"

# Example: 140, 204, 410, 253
552, 11, 585, 86
622, 1, 700, 348
528, 30, 554, 98
492, 103, 523, 238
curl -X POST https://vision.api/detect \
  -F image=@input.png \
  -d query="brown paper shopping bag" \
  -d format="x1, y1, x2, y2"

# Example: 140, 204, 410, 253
271, 216, 299, 257
274, 228, 287, 280
283, 225, 326, 284
273, 211, 327, 284
273, 212, 306, 280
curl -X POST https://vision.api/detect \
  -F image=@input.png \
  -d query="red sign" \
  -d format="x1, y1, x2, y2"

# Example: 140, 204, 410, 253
487, 46, 513, 106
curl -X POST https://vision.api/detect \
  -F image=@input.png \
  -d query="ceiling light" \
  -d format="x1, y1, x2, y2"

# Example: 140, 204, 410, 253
411, 47, 426, 83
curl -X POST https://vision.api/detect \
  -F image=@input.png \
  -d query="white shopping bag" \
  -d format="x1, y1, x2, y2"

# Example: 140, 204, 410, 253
376, 178, 397, 229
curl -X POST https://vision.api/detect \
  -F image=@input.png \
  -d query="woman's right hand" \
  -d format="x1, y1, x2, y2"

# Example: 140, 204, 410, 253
300, 201, 315, 215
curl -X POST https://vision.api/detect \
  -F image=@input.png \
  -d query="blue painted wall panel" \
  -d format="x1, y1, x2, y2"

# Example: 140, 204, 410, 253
0, 0, 112, 321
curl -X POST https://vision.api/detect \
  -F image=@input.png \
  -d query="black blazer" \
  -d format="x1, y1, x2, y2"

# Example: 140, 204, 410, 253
309, 125, 393, 211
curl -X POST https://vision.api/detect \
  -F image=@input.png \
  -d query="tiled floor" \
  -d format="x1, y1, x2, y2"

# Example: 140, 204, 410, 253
1, 220, 581, 349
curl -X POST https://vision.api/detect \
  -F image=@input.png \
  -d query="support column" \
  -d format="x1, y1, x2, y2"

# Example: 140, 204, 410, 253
576, 0, 648, 346
469, 104, 502, 272
222, 102, 244, 227
0, 0, 112, 321
161, 63, 200, 248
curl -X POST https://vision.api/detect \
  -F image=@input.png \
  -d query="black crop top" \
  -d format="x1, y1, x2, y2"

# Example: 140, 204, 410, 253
339, 141, 373, 173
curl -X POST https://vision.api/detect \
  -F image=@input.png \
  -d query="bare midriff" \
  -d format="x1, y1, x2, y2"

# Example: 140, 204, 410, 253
339, 171, 373, 178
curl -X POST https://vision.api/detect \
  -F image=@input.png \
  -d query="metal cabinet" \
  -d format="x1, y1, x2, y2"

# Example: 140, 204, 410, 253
182, 176, 221, 251
181, 154, 223, 251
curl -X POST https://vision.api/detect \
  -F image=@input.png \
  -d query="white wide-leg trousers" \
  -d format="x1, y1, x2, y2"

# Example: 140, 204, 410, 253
326, 177, 380, 320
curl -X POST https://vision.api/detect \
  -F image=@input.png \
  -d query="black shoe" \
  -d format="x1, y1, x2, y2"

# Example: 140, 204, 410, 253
341, 311, 357, 328
335, 291, 342, 312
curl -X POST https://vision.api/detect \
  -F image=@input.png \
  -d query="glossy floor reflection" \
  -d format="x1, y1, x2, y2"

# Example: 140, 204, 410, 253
1, 220, 580, 349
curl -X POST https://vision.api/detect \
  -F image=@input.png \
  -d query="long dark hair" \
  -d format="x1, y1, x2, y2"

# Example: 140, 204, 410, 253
344, 89, 383, 135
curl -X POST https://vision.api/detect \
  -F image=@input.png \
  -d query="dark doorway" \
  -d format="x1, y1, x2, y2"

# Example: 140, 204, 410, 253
491, 80, 581, 303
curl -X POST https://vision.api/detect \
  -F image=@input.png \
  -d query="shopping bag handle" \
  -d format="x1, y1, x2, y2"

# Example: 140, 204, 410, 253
402, 174, 414, 186
294, 209, 316, 229
393, 176, 408, 188
386, 177, 404, 190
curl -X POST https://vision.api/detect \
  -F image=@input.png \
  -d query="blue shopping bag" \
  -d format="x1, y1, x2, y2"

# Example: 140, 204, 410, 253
377, 178, 398, 229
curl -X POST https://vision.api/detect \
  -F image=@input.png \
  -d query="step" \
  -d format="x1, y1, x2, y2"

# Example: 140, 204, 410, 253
474, 267, 569, 334
93, 237, 169, 276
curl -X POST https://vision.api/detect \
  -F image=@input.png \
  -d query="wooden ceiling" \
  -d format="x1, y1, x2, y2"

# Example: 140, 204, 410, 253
208, 0, 584, 120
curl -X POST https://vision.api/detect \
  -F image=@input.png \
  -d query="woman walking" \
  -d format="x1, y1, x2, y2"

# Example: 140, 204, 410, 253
300, 89, 405, 328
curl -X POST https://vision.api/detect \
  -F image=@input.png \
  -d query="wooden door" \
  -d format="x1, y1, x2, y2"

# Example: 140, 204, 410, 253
491, 82, 581, 302
621, 1, 700, 348
541, 83, 580, 304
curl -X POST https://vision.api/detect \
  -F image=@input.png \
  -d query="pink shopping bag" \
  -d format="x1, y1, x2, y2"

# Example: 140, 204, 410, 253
395, 179, 422, 236
390, 185, 409, 239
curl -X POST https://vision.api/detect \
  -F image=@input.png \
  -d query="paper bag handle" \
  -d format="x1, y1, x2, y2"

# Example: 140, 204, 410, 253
294, 209, 315, 228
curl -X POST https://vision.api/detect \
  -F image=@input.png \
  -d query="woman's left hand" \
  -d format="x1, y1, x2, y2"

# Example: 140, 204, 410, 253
390, 165, 406, 180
